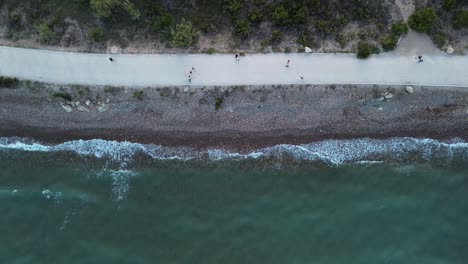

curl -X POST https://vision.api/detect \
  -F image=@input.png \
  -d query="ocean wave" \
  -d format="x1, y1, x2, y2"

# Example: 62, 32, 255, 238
1, 137, 467, 166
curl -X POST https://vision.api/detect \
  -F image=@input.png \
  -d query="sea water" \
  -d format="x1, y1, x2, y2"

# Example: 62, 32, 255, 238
0, 137, 467, 263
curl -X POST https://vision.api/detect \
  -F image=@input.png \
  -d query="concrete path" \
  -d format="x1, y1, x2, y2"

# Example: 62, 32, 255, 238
0, 45, 467, 87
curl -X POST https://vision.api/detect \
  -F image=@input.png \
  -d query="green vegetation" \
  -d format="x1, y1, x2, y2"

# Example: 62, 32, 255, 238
391, 22, 409, 36
380, 35, 397, 51
133, 90, 145, 100
53, 92, 73, 101
357, 41, 371, 59
38, 23, 56, 44
171, 19, 197, 48
235, 19, 251, 38
408, 8, 437, 33
88, 28, 105, 42
215, 97, 224, 110
0, 76, 19, 88
443, 0, 457, 10
452, 10, 468, 29
90, 0, 140, 20
0, 0, 393, 50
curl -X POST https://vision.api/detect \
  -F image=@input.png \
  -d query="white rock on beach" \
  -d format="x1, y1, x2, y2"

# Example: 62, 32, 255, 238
405, 86, 414, 94
77, 105, 90, 112
183, 87, 189, 93
85, 100, 91, 106
446, 45, 454, 54
97, 104, 109, 113
304, 47, 312, 53
383, 92, 394, 99
60, 103, 73, 113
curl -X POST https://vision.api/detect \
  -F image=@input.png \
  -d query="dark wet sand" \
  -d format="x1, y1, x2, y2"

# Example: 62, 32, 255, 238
0, 83, 467, 149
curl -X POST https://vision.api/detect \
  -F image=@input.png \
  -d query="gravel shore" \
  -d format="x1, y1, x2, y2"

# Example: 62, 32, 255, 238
0, 82, 467, 150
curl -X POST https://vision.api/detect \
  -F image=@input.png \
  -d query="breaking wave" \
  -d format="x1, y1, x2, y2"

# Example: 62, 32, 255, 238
1, 137, 467, 166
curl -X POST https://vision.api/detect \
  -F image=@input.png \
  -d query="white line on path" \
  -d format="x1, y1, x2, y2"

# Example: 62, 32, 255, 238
0, 46, 467, 87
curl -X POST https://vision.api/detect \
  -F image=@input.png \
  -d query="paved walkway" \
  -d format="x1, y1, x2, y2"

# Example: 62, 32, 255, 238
0, 45, 467, 87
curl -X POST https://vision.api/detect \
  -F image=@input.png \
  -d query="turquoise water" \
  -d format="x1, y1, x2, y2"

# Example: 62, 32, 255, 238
0, 137, 467, 263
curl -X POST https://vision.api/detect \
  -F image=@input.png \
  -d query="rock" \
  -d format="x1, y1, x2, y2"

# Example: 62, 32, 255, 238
377, 96, 385, 102
378, 107, 384, 111
75, 101, 80, 106
446, 45, 454, 54
382, 92, 394, 99
405, 86, 414, 94
304, 47, 312, 53
97, 104, 109, 113
77, 105, 90, 112
85, 100, 91, 106
106, 98, 110, 103
183, 87, 189, 93
60, 103, 73, 113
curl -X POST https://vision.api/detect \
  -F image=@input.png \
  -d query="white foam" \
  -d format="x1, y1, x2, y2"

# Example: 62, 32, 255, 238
1, 137, 467, 166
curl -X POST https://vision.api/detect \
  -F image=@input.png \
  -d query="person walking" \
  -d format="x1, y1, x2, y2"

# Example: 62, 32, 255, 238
235, 53, 240, 61
286, 59, 291, 67
417, 55, 423, 63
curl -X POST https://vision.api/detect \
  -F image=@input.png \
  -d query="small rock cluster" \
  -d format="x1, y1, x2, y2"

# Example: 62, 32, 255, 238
60, 98, 110, 113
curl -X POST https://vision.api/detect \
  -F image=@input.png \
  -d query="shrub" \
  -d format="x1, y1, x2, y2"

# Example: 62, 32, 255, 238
215, 97, 224, 110
235, 19, 251, 38
0, 76, 19, 88
88, 28, 105, 42
90, 0, 140, 20
205, 47, 216, 54
171, 19, 197, 48
38, 23, 56, 44
408, 8, 437, 33
357, 41, 371, 59
452, 10, 468, 29
132, 90, 145, 100
432, 33, 446, 48
391, 22, 409, 36
53, 92, 73, 101
271, 6, 289, 26
381, 35, 398, 51
271, 29, 283, 43
248, 9, 262, 24
443, 0, 456, 10
151, 11, 172, 34
224, 0, 242, 18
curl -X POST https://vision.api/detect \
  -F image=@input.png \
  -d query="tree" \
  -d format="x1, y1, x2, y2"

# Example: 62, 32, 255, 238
408, 8, 437, 33
171, 19, 197, 48
90, 0, 140, 20
381, 35, 397, 51
357, 41, 371, 59
391, 22, 409, 36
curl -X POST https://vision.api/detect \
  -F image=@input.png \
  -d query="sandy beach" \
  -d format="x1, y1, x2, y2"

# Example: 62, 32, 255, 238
0, 82, 466, 149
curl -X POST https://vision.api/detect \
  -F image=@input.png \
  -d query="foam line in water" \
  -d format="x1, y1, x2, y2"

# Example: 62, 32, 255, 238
1, 137, 467, 166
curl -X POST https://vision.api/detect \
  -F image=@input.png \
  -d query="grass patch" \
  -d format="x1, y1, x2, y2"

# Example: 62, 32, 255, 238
104, 86, 123, 95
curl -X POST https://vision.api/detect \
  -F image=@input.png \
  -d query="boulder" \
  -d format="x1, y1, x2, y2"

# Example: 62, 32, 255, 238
405, 86, 414, 94
97, 104, 109, 113
304, 47, 312, 53
446, 45, 454, 54
382, 92, 394, 99
77, 105, 90, 112
85, 100, 91, 106
60, 103, 73, 113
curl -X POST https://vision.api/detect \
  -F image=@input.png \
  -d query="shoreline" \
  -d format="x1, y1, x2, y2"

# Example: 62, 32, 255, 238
0, 82, 467, 150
